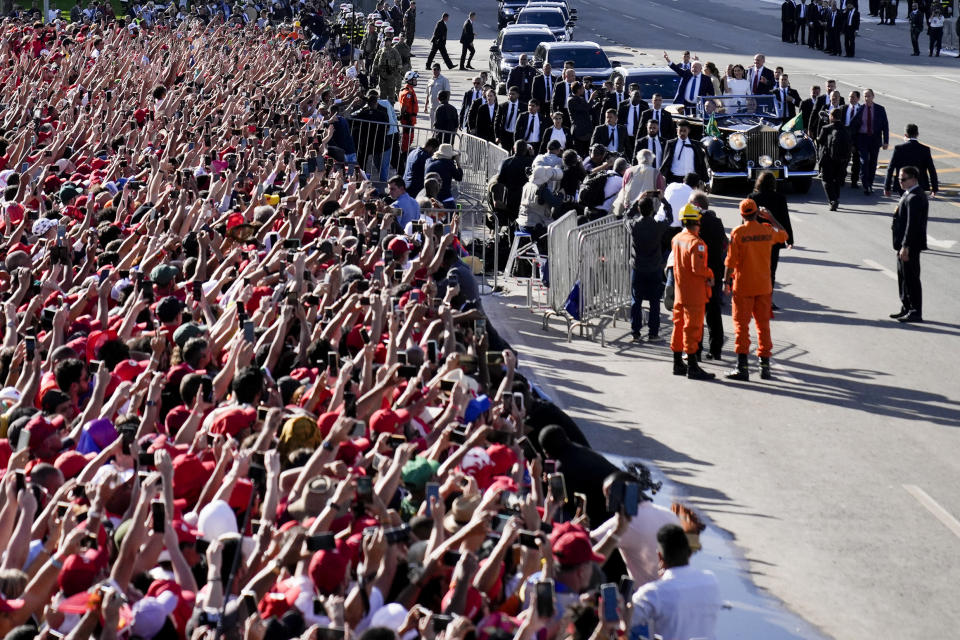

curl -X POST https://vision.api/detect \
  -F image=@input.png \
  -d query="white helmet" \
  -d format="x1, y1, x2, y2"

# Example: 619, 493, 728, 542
404, 70, 419, 84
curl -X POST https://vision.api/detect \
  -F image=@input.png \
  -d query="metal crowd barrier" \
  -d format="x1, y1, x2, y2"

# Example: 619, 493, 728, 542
346, 116, 460, 188
415, 205, 500, 296
542, 217, 631, 346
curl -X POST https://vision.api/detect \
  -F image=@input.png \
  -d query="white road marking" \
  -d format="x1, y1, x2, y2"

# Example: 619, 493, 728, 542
649, 23, 663, 29
481, 23, 492, 29
676, 32, 690, 38
927, 235, 957, 249
863, 259, 897, 280
933, 75, 960, 85
904, 485, 960, 540
714, 43, 732, 50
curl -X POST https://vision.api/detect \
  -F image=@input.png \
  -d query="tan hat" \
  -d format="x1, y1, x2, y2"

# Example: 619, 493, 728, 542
287, 476, 334, 521
433, 143, 458, 160
443, 493, 481, 533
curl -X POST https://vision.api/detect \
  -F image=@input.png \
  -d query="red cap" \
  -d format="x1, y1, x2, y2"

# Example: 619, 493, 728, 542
114, 359, 148, 382
228, 479, 255, 511
209, 406, 257, 438
369, 408, 411, 434
226, 212, 245, 229
26, 414, 60, 449
57, 553, 99, 597
172, 453, 216, 505
486, 444, 518, 477
55, 450, 92, 479
317, 411, 341, 438
308, 539, 352, 594
550, 523, 605, 567
387, 237, 410, 255
0, 597, 24, 614
171, 519, 200, 544
442, 585, 483, 620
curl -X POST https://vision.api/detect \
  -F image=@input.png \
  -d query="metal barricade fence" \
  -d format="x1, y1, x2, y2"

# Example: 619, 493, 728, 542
575, 220, 632, 346
415, 205, 500, 295
456, 133, 495, 202
545, 211, 578, 313
345, 116, 459, 188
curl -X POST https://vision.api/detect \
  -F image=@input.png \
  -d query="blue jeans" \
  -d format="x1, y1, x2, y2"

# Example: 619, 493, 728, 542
631, 269, 663, 337
379, 145, 393, 183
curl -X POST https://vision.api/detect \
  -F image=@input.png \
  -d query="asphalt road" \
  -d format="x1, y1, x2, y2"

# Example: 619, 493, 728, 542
404, 1, 960, 638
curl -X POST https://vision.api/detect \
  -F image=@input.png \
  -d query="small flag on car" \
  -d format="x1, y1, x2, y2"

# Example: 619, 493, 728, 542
781, 112, 804, 133
705, 115, 720, 137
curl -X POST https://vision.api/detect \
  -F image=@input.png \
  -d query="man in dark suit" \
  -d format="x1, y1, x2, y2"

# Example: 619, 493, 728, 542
458, 12, 475, 70
841, 91, 862, 188
433, 90, 460, 144
660, 122, 708, 183
590, 109, 627, 156
884, 124, 939, 196
795, 0, 809, 44
663, 52, 714, 114
469, 89, 499, 142
889, 166, 928, 323
460, 77, 484, 129
507, 55, 537, 104
426, 12, 454, 70
552, 68, 579, 122
800, 85, 822, 137
603, 77, 630, 115
771, 75, 801, 123
843, 3, 860, 56
636, 120, 665, 168
850, 89, 889, 194
746, 54, 776, 94
566, 82, 593, 156
619, 90, 649, 160
639, 94, 676, 142
531, 63, 556, 108
494, 86, 523, 151
825, 5, 842, 55
515, 99, 548, 147
808, 0, 821, 48
782, 0, 796, 41
494, 139, 533, 221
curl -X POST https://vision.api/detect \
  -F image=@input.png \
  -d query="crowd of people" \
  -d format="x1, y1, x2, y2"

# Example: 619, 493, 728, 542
0, 7, 736, 640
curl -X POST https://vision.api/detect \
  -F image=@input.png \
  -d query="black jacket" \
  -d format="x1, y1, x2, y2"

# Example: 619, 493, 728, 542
567, 95, 593, 141
495, 153, 532, 212
434, 103, 460, 139
531, 73, 557, 106
494, 100, 524, 140
631, 215, 671, 273
618, 100, 649, 137
639, 108, 676, 141
539, 126, 572, 153
749, 190, 794, 246
431, 19, 447, 43
884, 139, 938, 193
892, 187, 928, 252
459, 19, 474, 44
817, 123, 851, 174
698, 209, 728, 278
507, 65, 537, 102
460, 87, 484, 127
770, 86, 802, 121
660, 137, 708, 182
470, 100, 498, 141
515, 112, 548, 145
590, 124, 628, 155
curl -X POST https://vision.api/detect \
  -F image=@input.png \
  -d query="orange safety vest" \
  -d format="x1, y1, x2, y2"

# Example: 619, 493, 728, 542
672, 228, 713, 306
725, 219, 789, 296
399, 85, 418, 151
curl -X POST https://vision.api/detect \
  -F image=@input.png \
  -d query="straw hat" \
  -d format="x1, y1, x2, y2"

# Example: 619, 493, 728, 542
433, 143, 458, 160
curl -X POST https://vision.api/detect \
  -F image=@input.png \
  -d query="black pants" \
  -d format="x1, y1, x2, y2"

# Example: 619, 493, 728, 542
782, 20, 794, 42
796, 21, 807, 44
897, 250, 922, 315
704, 282, 724, 357
822, 173, 842, 203
459, 42, 475, 67
869, 0, 879, 14
929, 27, 943, 55
500, 131, 514, 151
771, 245, 782, 288
847, 139, 861, 186
910, 28, 921, 53
858, 136, 881, 189
844, 31, 856, 56
426, 40, 454, 68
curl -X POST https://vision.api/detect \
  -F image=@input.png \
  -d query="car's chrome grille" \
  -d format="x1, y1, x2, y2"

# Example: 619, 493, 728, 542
746, 130, 778, 163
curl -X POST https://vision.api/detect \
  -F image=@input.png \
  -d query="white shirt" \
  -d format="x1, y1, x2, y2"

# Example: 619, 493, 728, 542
525, 114, 541, 142
671, 137, 695, 177
844, 103, 859, 126
597, 172, 624, 212
626, 103, 642, 136
632, 565, 720, 640
504, 100, 519, 132
548, 126, 566, 148
564, 81, 573, 106
593, 502, 680, 586
657, 182, 693, 227
646, 137, 662, 167
684, 74, 702, 104
605, 125, 619, 152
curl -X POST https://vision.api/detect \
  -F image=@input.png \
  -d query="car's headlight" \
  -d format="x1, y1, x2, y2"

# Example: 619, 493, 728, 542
779, 131, 797, 150
759, 154, 773, 168
728, 133, 747, 151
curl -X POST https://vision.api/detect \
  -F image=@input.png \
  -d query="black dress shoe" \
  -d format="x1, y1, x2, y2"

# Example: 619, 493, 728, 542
898, 312, 923, 323
863, 188, 871, 195
889, 309, 909, 319
830, 200, 838, 211
771, 302, 781, 311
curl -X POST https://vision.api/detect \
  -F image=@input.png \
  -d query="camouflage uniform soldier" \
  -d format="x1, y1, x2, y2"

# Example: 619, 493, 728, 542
403, 1, 416, 47
362, 17, 381, 74
374, 36, 403, 103
394, 35, 411, 74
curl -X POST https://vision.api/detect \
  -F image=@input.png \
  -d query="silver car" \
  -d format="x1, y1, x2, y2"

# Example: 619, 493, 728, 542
533, 41, 618, 80
489, 26, 556, 95
516, 7, 574, 41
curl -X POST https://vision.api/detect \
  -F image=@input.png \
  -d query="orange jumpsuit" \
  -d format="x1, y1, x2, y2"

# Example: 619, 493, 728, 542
725, 219, 789, 357
398, 84, 418, 153
670, 229, 714, 355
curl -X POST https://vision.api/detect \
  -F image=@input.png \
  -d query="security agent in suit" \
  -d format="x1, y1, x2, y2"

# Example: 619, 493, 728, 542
433, 90, 460, 144
539, 111, 572, 153
770, 75, 801, 123
636, 120, 665, 168
494, 86, 524, 151
841, 91, 862, 188
640, 94, 676, 141
515, 99, 548, 148
807, 1, 821, 48
426, 12, 454, 70
889, 166, 928, 323
603, 77, 631, 115
531, 63, 556, 106
664, 52, 715, 114
552, 68, 579, 124
590, 109, 628, 156
825, 7, 843, 55
795, 0, 809, 44
660, 122, 708, 183
781, 0, 796, 41
799, 85, 822, 137
619, 90, 650, 159
849, 88, 889, 194
458, 12, 476, 70
494, 139, 534, 221
469, 89, 499, 142
460, 77, 485, 129
884, 124, 939, 196
507, 55, 537, 104
566, 81, 594, 156
843, 4, 859, 56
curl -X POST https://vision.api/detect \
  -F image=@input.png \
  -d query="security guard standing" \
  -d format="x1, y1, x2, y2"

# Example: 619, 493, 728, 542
394, 35, 412, 75
724, 199, 789, 381
398, 71, 420, 167
374, 34, 403, 103
670, 204, 716, 381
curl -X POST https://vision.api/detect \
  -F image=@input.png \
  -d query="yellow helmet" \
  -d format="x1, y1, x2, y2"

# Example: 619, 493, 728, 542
679, 203, 702, 223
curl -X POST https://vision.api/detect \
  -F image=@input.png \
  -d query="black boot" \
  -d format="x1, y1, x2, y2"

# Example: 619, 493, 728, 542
760, 357, 772, 380
673, 352, 688, 376
687, 355, 715, 380
726, 353, 749, 381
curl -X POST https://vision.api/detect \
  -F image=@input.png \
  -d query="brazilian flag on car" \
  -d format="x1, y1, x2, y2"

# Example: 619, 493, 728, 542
781, 112, 804, 133
704, 115, 720, 138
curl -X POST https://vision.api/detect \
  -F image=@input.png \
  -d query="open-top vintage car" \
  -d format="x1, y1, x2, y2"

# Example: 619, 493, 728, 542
674, 95, 818, 193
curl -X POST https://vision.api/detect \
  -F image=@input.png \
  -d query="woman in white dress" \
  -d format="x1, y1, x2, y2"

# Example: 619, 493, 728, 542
723, 64, 750, 111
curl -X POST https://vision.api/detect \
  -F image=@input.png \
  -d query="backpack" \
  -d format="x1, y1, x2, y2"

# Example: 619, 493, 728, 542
578, 171, 612, 208
488, 177, 509, 212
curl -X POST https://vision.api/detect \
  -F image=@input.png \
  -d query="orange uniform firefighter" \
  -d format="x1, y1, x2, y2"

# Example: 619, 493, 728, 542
398, 71, 420, 154
670, 203, 716, 380
724, 198, 789, 381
